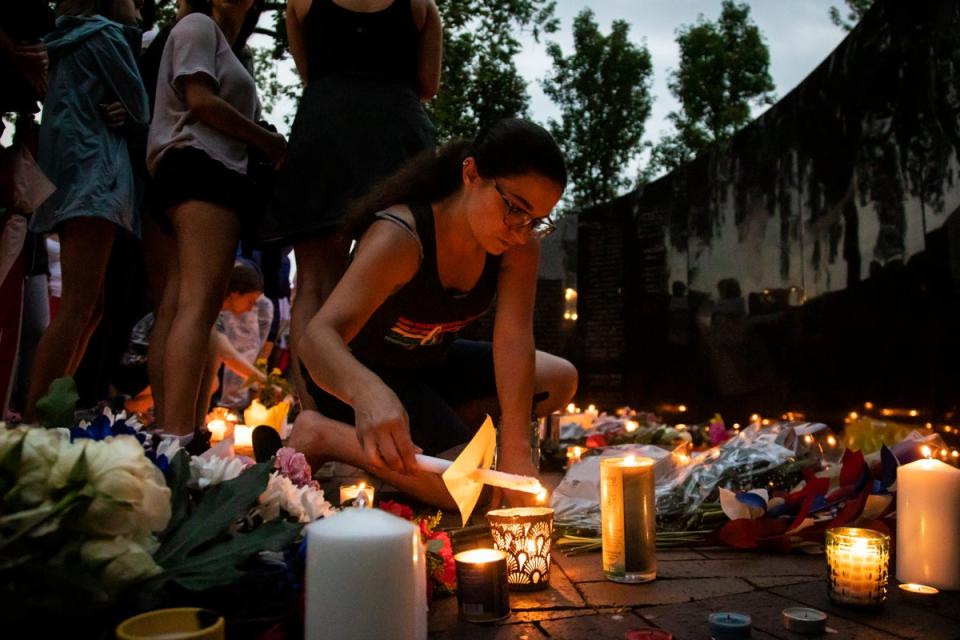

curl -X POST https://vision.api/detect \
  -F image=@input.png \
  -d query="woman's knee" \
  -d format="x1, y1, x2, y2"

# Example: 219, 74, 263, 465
536, 352, 578, 410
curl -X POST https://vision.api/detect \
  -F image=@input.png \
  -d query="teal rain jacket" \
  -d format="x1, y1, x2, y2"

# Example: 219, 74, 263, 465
32, 15, 149, 236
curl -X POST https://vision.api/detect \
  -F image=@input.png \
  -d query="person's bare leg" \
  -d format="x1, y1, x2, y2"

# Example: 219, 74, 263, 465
288, 410, 457, 510
161, 201, 239, 435
25, 218, 116, 420
453, 350, 579, 429
143, 214, 176, 427
195, 329, 220, 428
289, 234, 351, 411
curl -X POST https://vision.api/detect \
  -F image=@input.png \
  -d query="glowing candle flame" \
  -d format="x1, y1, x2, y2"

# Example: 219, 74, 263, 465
625, 420, 640, 433
536, 487, 548, 503
566, 403, 576, 414
921, 446, 932, 459
826, 435, 837, 447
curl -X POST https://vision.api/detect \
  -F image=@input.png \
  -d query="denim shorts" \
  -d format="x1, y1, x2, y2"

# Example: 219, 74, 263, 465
304, 339, 498, 455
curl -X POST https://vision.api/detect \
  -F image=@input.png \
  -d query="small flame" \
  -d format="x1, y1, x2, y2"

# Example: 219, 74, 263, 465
864, 401, 874, 410
535, 487, 548, 503
921, 446, 932, 459
909, 409, 919, 417
849, 411, 859, 420
625, 420, 640, 433
566, 403, 576, 414
358, 481, 366, 489
826, 435, 837, 447
678, 404, 688, 413
941, 448, 949, 459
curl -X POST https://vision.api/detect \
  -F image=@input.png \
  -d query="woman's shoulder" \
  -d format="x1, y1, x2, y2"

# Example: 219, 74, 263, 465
171, 12, 218, 40
409, 0, 436, 31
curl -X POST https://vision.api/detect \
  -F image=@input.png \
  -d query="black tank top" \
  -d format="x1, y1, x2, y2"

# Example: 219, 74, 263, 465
350, 203, 502, 370
303, 0, 419, 86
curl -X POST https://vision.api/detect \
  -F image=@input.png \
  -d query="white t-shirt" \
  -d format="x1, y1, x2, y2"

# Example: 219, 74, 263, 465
146, 13, 260, 176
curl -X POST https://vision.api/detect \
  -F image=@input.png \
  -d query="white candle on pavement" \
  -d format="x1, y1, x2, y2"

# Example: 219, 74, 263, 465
305, 510, 427, 640
897, 455, 960, 590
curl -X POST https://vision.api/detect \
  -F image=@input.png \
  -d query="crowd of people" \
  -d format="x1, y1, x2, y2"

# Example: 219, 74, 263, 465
0, 0, 576, 507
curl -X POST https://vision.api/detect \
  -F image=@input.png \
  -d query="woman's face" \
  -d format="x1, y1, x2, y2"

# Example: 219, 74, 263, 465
464, 163, 564, 255
211, 0, 256, 21
107, 0, 141, 25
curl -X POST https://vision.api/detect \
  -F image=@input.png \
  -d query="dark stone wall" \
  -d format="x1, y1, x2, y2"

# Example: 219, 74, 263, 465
573, 0, 960, 418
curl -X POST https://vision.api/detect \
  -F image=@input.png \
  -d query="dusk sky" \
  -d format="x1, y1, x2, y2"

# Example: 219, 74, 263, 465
518, 0, 851, 165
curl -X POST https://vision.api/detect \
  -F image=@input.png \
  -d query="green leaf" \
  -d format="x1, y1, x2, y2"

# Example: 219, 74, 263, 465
154, 520, 302, 592
154, 461, 273, 565
159, 450, 192, 541
35, 377, 79, 429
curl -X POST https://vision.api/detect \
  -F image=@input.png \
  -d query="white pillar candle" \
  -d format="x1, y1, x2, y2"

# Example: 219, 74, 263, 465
305, 510, 426, 640
232, 425, 254, 457
897, 456, 960, 590
207, 420, 227, 444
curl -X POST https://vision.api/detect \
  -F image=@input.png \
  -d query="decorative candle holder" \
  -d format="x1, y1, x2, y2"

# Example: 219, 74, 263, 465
601, 456, 656, 583
454, 548, 511, 622
116, 608, 224, 640
826, 527, 889, 606
339, 482, 375, 508
232, 425, 254, 457
486, 507, 553, 591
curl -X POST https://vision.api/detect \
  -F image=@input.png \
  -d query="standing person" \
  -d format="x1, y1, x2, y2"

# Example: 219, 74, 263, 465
146, 0, 286, 438
25, 0, 149, 420
290, 119, 578, 510
262, 0, 442, 408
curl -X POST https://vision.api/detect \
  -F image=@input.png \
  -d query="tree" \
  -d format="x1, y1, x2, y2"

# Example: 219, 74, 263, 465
829, 0, 873, 32
542, 9, 652, 209
428, 0, 558, 141
649, 0, 775, 175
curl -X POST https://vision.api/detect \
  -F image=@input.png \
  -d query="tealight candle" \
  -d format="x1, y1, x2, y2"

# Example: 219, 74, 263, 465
487, 507, 553, 590
566, 445, 585, 467
339, 482, 375, 508
454, 548, 510, 622
207, 420, 227, 444
826, 527, 889, 606
898, 582, 939, 604
600, 456, 656, 583
707, 612, 751, 640
782, 607, 827, 634
232, 425, 254, 457
896, 456, 960, 590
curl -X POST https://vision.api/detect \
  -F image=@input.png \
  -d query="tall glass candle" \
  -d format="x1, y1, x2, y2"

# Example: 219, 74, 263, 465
826, 527, 889, 606
896, 457, 960, 590
601, 456, 656, 583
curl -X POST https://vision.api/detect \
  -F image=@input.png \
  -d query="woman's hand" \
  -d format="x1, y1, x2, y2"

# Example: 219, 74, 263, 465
492, 445, 542, 508
353, 388, 420, 475
99, 102, 128, 129
260, 130, 287, 169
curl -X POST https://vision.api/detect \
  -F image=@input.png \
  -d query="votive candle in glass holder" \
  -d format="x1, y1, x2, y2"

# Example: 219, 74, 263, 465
486, 507, 553, 591
339, 482, 375, 508
601, 456, 656, 583
232, 425, 254, 457
454, 548, 510, 622
826, 527, 890, 606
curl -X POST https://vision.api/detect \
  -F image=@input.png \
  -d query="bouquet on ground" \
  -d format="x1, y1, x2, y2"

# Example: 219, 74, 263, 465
0, 378, 333, 632
379, 500, 456, 602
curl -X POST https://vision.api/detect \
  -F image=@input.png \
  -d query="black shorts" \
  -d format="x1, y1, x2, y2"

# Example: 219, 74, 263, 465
304, 340, 498, 455
147, 146, 253, 232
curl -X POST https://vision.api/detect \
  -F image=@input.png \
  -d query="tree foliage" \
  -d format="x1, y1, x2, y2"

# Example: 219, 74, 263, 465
427, 0, 558, 141
649, 0, 775, 176
829, 0, 874, 32
542, 9, 652, 209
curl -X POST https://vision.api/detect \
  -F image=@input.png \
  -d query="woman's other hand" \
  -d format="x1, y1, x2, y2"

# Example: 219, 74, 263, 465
99, 101, 128, 129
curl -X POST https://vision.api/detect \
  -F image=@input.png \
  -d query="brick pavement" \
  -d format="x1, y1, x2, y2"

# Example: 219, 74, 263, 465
428, 547, 960, 639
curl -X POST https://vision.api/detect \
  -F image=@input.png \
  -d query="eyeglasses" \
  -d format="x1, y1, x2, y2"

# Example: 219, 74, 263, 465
493, 181, 557, 239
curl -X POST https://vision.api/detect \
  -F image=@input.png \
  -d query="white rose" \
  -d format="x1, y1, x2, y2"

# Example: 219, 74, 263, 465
50, 435, 170, 536
258, 473, 333, 524
0, 424, 26, 463
15, 427, 68, 506
80, 536, 162, 590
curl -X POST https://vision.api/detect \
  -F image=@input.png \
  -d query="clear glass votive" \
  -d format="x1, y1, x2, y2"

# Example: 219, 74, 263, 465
826, 527, 890, 606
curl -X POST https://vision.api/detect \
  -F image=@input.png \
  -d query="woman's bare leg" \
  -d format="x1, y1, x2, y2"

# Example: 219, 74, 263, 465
143, 214, 176, 426
289, 233, 351, 411
161, 201, 239, 435
288, 410, 456, 510
25, 218, 116, 420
